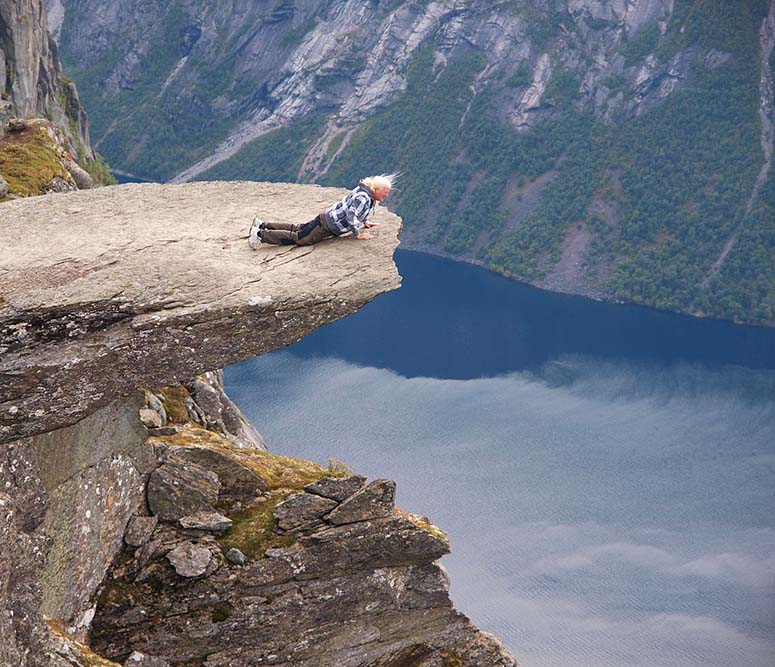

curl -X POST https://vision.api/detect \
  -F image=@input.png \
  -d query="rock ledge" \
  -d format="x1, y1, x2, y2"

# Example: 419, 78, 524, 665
0, 181, 401, 442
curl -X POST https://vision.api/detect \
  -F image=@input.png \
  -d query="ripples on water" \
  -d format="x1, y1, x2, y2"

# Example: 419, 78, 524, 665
226, 251, 775, 667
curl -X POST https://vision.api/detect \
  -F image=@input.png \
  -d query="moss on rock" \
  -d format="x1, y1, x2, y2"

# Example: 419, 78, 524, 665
153, 384, 192, 423
0, 125, 73, 197
217, 491, 297, 559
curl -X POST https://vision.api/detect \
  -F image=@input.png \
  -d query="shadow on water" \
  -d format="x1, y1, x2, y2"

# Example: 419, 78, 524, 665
289, 250, 775, 378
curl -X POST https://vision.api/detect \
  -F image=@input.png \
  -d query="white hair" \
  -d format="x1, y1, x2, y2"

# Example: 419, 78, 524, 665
362, 172, 400, 192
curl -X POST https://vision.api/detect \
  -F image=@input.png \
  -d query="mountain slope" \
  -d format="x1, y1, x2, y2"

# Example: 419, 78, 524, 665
51, 0, 775, 325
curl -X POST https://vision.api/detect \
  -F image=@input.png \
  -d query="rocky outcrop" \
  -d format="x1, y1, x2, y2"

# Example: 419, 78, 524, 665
89, 423, 516, 667
0, 181, 401, 443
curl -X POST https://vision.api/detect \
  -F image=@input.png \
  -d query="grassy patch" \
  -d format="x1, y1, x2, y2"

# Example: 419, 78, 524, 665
0, 126, 70, 196
152, 384, 192, 423
217, 491, 296, 559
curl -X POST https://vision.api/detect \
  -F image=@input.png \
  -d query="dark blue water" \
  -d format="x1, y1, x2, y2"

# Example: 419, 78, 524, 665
291, 250, 775, 377
226, 250, 775, 667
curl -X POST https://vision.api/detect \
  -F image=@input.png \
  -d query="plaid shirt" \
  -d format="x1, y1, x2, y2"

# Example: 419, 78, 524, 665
324, 183, 375, 237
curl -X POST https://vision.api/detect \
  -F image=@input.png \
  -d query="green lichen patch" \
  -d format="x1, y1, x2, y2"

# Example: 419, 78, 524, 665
0, 125, 71, 197
394, 509, 448, 542
217, 491, 296, 559
149, 424, 345, 491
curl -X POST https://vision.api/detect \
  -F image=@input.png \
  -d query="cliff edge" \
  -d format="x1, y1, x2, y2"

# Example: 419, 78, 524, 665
0, 182, 518, 667
0, 181, 401, 443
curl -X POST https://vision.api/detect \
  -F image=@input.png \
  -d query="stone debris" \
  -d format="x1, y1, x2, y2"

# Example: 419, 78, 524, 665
273, 492, 338, 532
178, 511, 232, 534
124, 515, 158, 548
166, 542, 215, 578
125, 651, 170, 667
147, 461, 220, 522
326, 479, 396, 525
303, 474, 366, 502
146, 393, 167, 425
225, 548, 247, 565
138, 408, 162, 429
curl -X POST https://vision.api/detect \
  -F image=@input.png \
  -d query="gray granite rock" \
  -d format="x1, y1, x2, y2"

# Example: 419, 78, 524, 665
179, 511, 232, 534
147, 462, 220, 522
274, 492, 338, 532
225, 548, 247, 565
166, 542, 215, 578
325, 479, 396, 525
125, 515, 158, 548
0, 175, 7, 198
303, 475, 366, 502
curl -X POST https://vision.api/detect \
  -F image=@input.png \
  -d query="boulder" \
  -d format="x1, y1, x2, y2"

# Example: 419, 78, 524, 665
225, 548, 247, 565
165, 542, 215, 578
163, 446, 266, 508
0, 175, 7, 198
273, 492, 338, 532
65, 159, 95, 190
304, 475, 366, 502
325, 479, 396, 525
7, 117, 27, 132
147, 461, 220, 522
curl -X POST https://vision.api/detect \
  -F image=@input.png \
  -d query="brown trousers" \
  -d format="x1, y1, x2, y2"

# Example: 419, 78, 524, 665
259, 212, 336, 246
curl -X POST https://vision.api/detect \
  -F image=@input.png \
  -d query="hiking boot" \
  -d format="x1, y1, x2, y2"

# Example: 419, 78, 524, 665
249, 217, 263, 250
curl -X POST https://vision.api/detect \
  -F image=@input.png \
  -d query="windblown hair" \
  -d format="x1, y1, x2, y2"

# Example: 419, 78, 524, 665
362, 172, 400, 193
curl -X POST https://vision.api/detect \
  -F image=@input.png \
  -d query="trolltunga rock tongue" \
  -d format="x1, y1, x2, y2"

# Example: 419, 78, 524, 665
0, 181, 401, 443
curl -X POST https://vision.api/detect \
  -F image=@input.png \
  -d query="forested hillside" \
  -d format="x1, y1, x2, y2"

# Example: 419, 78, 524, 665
51, 0, 775, 325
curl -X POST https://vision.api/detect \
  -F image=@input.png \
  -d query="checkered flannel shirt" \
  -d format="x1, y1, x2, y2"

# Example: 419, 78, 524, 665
325, 183, 375, 238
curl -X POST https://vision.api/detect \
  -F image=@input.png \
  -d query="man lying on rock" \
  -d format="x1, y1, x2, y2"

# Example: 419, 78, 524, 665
248, 173, 396, 248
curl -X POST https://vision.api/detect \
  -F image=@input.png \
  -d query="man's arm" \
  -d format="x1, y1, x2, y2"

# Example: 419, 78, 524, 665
345, 193, 372, 238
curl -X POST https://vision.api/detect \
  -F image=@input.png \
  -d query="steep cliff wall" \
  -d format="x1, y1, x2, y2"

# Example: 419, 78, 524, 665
0, 182, 516, 667
0, 0, 91, 152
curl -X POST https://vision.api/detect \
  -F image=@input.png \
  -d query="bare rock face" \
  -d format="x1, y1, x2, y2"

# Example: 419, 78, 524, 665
273, 491, 338, 532
0, 181, 402, 443
147, 460, 220, 522
304, 474, 367, 501
326, 479, 396, 525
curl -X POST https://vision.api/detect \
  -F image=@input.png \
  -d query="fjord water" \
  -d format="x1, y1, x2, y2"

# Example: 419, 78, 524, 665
226, 250, 775, 667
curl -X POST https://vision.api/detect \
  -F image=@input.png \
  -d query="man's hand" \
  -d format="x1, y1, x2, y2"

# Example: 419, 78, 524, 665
356, 231, 373, 240
364, 221, 381, 228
